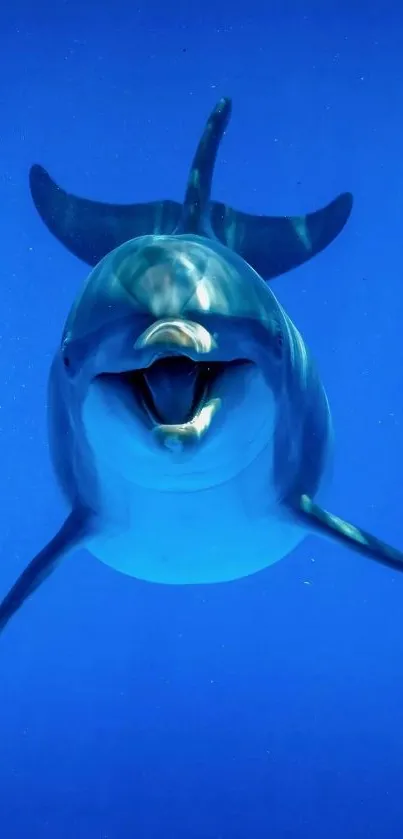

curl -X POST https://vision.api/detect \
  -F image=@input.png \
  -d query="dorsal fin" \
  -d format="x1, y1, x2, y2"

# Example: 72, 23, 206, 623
179, 97, 232, 234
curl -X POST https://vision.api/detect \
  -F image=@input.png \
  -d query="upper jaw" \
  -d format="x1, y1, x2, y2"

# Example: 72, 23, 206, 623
134, 317, 217, 357
88, 316, 249, 378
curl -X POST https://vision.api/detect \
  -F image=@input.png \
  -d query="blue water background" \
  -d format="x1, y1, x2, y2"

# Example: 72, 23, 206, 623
1, 1, 403, 837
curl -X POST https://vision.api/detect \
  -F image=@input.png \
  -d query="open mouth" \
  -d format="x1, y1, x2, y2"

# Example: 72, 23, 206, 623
120, 355, 223, 427
94, 319, 251, 448
97, 353, 251, 452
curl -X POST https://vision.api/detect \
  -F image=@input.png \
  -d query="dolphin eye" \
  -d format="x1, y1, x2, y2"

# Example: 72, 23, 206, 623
61, 344, 70, 367
272, 325, 284, 360
61, 335, 73, 371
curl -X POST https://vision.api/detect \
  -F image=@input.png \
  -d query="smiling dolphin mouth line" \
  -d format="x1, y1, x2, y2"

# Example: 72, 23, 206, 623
98, 318, 249, 448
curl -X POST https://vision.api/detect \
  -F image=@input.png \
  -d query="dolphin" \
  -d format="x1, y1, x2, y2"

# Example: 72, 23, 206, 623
1, 239, 403, 634
28, 97, 353, 280
0, 105, 401, 635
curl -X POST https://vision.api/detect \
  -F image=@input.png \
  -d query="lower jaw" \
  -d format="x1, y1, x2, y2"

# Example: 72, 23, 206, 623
151, 394, 222, 451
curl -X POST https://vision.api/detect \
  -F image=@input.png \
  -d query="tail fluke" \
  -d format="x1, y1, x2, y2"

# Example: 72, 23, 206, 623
29, 98, 353, 280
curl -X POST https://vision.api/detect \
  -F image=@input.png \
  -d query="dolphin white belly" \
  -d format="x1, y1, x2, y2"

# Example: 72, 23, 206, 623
84, 442, 304, 585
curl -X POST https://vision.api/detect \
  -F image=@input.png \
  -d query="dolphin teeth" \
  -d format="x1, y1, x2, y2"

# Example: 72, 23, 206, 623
135, 318, 216, 355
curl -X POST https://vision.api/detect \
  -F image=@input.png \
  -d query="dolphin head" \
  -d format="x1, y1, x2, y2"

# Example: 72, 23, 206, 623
61, 234, 289, 493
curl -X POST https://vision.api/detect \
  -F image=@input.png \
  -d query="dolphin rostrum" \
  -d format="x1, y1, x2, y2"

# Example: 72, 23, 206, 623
29, 97, 353, 280
0, 100, 401, 635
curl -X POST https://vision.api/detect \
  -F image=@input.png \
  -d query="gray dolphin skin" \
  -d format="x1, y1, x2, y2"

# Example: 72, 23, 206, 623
29, 97, 353, 279
0, 99, 402, 635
